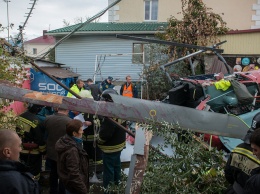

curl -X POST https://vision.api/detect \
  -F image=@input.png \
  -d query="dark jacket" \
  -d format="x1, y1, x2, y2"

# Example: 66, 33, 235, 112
99, 80, 114, 92
55, 135, 89, 194
18, 111, 46, 154
224, 143, 260, 192
88, 83, 102, 101
244, 167, 260, 194
0, 159, 39, 194
43, 113, 72, 161
98, 117, 126, 153
120, 82, 138, 98
83, 113, 95, 142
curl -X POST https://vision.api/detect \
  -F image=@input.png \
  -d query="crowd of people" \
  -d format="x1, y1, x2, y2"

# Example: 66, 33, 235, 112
0, 75, 138, 194
3, 74, 260, 194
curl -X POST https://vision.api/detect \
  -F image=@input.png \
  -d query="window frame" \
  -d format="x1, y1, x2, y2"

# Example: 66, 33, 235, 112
33, 48, 37, 55
132, 43, 150, 64
144, 0, 158, 21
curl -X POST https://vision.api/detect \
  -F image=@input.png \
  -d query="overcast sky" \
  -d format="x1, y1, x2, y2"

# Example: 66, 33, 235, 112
0, 0, 109, 41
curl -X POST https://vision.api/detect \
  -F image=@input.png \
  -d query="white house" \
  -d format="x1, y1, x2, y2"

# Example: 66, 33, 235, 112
47, 22, 167, 82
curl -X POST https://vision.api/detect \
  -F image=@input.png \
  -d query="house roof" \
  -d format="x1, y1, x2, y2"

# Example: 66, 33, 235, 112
35, 59, 66, 66
24, 35, 56, 44
40, 67, 80, 79
47, 22, 168, 36
227, 28, 260, 35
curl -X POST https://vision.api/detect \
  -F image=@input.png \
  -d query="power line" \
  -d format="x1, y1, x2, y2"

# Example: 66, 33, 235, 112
38, 0, 123, 59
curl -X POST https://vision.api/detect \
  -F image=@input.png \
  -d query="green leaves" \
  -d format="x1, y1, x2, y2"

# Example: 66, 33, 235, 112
141, 122, 228, 193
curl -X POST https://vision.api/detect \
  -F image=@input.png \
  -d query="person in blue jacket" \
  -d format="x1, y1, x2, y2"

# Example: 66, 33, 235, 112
99, 76, 114, 92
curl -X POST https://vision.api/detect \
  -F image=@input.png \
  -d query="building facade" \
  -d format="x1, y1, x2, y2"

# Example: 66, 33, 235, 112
24, 30, 55, 58
109, 0, 259, 30
47, 22, 167, 82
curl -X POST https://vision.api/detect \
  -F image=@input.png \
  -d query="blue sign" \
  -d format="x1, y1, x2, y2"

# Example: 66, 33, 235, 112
30, 68, 74, 96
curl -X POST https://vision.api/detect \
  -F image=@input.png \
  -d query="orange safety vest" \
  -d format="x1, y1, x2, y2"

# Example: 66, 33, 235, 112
122, 84, 133, 98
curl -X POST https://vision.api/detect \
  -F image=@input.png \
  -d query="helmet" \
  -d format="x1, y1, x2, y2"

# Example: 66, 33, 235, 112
101, 88, 118, 102
243, 112, 260, 144
78, 90, 93, 99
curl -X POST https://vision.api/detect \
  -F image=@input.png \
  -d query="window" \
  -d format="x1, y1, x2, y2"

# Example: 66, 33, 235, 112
33, 48, 37, 55
144, 0, 158, 21
132, 43, 150, 64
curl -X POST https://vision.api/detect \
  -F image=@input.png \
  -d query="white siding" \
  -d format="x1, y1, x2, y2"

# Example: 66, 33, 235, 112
55, 35, 145, 82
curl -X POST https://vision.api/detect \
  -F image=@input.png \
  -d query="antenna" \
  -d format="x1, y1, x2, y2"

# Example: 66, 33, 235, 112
15, 0, 37, 47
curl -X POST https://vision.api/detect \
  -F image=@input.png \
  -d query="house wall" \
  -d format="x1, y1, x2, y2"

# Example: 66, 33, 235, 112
110, 0, 257, 30
55, 35, 146, 82
219, 32, 260, 55
24, 43, 54, 58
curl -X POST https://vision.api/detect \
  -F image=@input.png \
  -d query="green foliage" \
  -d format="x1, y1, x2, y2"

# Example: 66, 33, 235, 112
0, 110, 18, 130
92, 122, 228, 193
0, 39, 28, 86
143, 0, 228, 100
158, 0, 228, 48
142, 43, 172, 100
158, 0, 228, 68
141, 122, 228, 193
0, 36, 30, 128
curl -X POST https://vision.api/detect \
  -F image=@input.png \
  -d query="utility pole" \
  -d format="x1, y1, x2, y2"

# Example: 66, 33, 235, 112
4, 0, 11, 43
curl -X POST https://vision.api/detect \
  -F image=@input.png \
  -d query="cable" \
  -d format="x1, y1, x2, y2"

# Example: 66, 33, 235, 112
16, 0, 38, 46
39, 0, 123, 59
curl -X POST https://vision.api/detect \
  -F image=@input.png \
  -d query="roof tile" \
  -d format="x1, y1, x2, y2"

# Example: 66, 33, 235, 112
47, 22, 167, 34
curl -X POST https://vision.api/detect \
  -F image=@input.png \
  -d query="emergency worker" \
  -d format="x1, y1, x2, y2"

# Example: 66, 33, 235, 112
244, 128, 260, 194
66, 79, 85, 98
85, 78, 102, 101
120, 75, 138, 98
78, 90, 103, 165
97, 89, 126, 193
17, 104, 46, 179
224, 112, 260, 194
99, 76, 114, 92
67, 79, 85, 118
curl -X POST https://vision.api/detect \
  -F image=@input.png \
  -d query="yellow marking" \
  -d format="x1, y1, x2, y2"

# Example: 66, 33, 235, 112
149, 110, 156, 117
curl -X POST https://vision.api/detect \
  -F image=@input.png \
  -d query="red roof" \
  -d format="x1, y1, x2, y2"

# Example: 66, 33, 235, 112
24, 35, 55, 44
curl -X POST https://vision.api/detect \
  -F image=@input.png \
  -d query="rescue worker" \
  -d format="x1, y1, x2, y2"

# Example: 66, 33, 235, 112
66, 79, 85, 98
120, 75, 138, 98
224, 112, 260, 194
17, 104, 46, 180
244, 128, 260, 194
85, 78, 102, 101
99, 76, 114, 92
97, 89, 126, 193
77, 90, 103, 165
67, 79, 85, 118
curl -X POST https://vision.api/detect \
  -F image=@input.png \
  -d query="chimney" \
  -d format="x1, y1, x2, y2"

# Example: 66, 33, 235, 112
43, 30, 47, 39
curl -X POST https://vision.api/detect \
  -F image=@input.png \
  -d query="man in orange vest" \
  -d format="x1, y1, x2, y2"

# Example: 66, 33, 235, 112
120, 75, 138, 98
